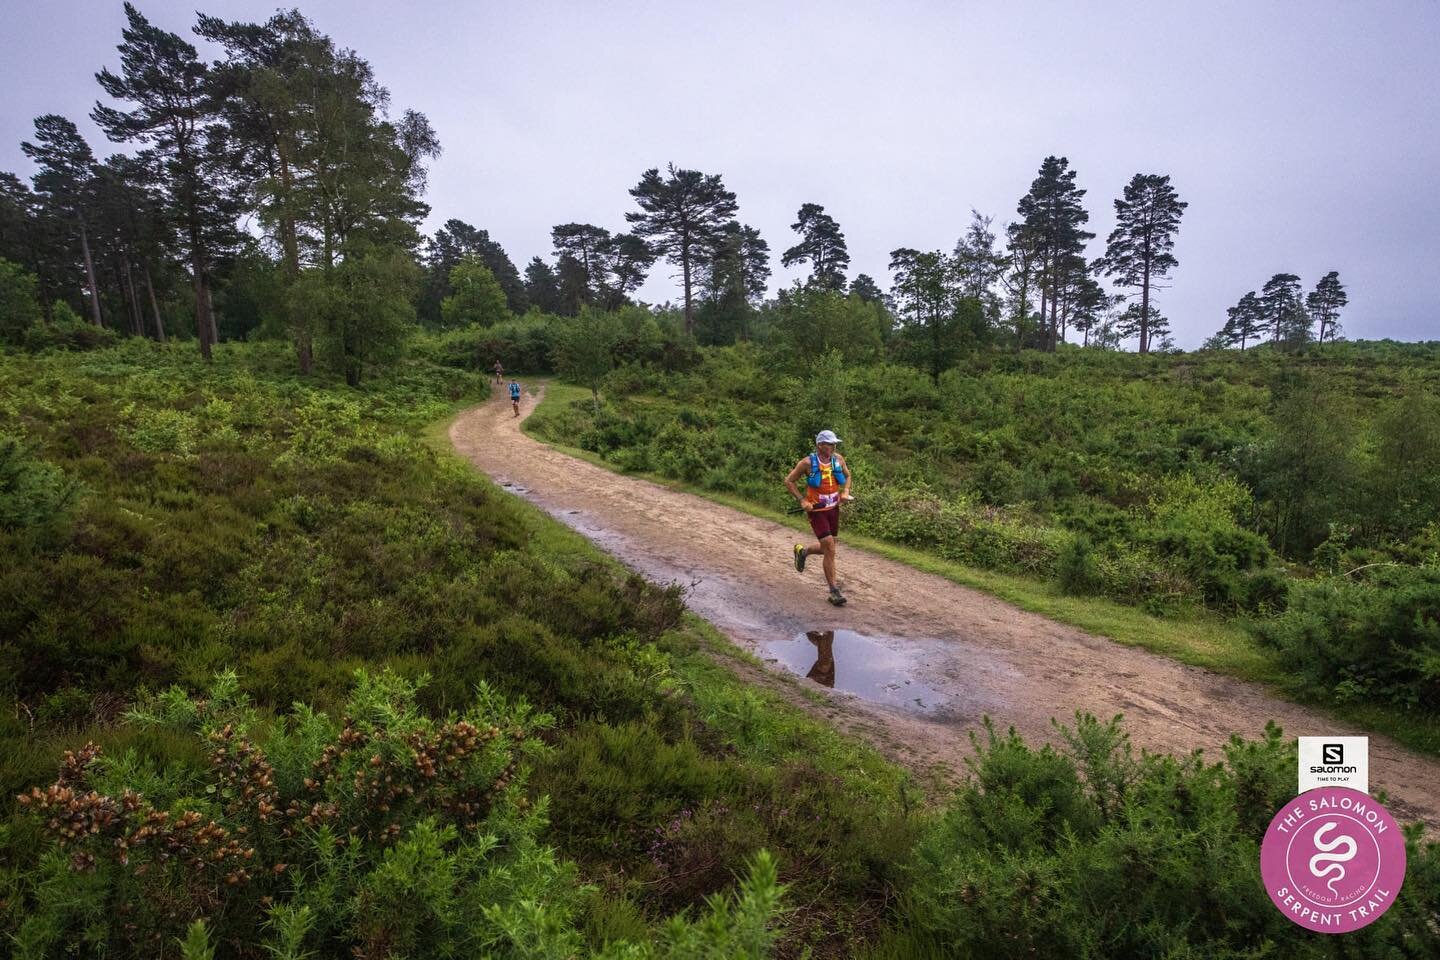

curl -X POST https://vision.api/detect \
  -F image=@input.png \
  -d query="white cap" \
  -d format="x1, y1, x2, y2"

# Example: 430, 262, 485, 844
815, 430, 842, 444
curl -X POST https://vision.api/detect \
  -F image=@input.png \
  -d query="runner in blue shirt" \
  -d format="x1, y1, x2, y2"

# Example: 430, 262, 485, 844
508, 379, 522, 417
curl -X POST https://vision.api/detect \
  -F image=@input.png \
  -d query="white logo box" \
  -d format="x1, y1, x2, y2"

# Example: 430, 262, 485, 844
1298, 736, 1368, 793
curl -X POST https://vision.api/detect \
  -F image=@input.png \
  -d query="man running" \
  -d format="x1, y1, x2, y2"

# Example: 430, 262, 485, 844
785, 429, 854, 606
508, 378, 522, 416
493, 359, 504, 384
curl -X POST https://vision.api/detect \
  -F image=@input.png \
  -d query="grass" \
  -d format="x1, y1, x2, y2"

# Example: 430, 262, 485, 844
519, 379, 1440, 758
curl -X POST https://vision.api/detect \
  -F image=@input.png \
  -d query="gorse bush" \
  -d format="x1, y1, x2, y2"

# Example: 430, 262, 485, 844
11, 670, 789, 960
1252, 566, 1440, 711
882, 715, 1438, 960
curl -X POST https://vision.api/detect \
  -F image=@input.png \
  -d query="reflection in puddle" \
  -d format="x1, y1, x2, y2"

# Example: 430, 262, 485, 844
762, 629, 948, 712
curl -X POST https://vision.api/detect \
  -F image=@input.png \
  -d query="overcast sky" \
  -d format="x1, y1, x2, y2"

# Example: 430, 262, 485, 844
3, 0, 1437, 345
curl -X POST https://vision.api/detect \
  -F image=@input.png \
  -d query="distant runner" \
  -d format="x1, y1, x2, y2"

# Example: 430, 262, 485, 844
785, 429, 854, 606
509, 378, 522, 417
493, 360, 504, 384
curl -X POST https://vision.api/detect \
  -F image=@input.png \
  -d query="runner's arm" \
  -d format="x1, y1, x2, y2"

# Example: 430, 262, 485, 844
784, 459, 812, 511
840, 455, 853, 501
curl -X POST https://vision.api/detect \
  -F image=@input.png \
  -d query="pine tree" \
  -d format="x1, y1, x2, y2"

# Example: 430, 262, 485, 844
594, 233, 656, 310
21, 115, 104, 327
522, 257, 562, 314
888, 247, 961, 381
781, 202, 849, 290
1219, 291, 1265, 350
1306, 271, 1347, 344
93, 3, 231, 357
849, 274, 885, 305
626, 164, 738, 335
421, 219, 527, 323
1016, 156, 1094, 351
1260, 273, 1303, 344
550, 223, 612, 306
696, 222, 769, 343
1115, 303, 1171, 350
197, 8, 437, 369
1002, 221, 1041, 351
0, 172, 72, 320
1097, 173, 1187, 354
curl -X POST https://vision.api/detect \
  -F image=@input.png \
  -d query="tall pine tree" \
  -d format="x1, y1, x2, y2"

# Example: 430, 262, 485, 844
1097, 173, 1187, 354
1017, 156, 1093, 351
626, 164, 738, 335
1306, 271, 1347, 344
93, 2, 230, 357
1260, 273, 1303, 344
21, 116, 104, 327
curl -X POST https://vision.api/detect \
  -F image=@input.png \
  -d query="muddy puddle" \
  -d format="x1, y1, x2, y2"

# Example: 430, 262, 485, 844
762, 629, 949, 712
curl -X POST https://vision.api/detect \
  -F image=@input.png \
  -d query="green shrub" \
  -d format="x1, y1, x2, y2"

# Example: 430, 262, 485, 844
0, 434, 80, 538
11, 669, 585, 957
21, 302, 119, 352
0, 258, 46, 345
890, 715, 1437, 959
121, 405, 203, 457
1252, 566, 1440, 711
1056, 534, 1104, 595
11, 670, 791, 959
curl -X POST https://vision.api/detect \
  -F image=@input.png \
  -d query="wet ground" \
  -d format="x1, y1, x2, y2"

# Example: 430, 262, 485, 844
761, 629, 950, 712
456, 388, 1440, 827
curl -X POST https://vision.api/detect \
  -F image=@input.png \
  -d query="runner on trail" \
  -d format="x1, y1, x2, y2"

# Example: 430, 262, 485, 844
493, 360, 504, 384
509, 378, 522, 417
785, 429, 854, 606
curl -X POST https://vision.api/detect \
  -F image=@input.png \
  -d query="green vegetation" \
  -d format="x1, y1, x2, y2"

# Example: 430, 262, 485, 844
525, 339, 1440, 745
0, 340, 1436, 956
0, 340, 917, 957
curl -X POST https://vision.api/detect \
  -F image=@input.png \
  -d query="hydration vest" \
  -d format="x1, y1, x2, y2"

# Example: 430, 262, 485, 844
509, 383, 520, 399
806, 452, 846, 489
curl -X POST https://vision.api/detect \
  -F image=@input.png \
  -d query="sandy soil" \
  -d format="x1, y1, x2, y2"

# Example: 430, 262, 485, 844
450, 387, 1439, 827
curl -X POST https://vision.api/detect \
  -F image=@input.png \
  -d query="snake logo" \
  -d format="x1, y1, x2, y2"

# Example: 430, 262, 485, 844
1308, 821, 1358, 895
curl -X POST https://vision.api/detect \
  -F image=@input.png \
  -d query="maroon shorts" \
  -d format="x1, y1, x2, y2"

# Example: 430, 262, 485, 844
808, 506, 840, 540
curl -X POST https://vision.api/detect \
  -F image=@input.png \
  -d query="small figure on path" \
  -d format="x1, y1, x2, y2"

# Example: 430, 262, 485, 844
784, 429, 855, 606
493, 359, 504, 384
509, 378, 522, 417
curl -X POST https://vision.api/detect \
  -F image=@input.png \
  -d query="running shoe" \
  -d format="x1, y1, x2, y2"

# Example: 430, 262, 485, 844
828, 585, 847, 606
794, 544, 807, 572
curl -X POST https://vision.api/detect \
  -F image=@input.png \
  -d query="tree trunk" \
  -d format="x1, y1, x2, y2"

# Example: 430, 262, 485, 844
192, 259, 212, 359
78, 219, 104, 327
1042, 269, 1054, 351
122, 253, 143, 336
144, 263, 167, 342
1139, 250, 1152, 354
206, 284, 219, 348
274, 142, 313, 374
681, 240, 694, 335
178, 139, 213, 359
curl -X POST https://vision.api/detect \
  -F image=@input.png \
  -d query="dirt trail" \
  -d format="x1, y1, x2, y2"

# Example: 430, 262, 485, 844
451, 387, 1439, 827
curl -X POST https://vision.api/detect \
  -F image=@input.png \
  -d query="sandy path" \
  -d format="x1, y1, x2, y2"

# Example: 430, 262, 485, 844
451, 387, 1439, 827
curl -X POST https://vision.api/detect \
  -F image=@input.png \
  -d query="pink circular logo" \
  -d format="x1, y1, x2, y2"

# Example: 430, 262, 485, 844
1260, 787, 1406, 933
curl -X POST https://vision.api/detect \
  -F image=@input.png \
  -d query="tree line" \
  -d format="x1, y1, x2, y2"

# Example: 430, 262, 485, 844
1, 3, 1353, 380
